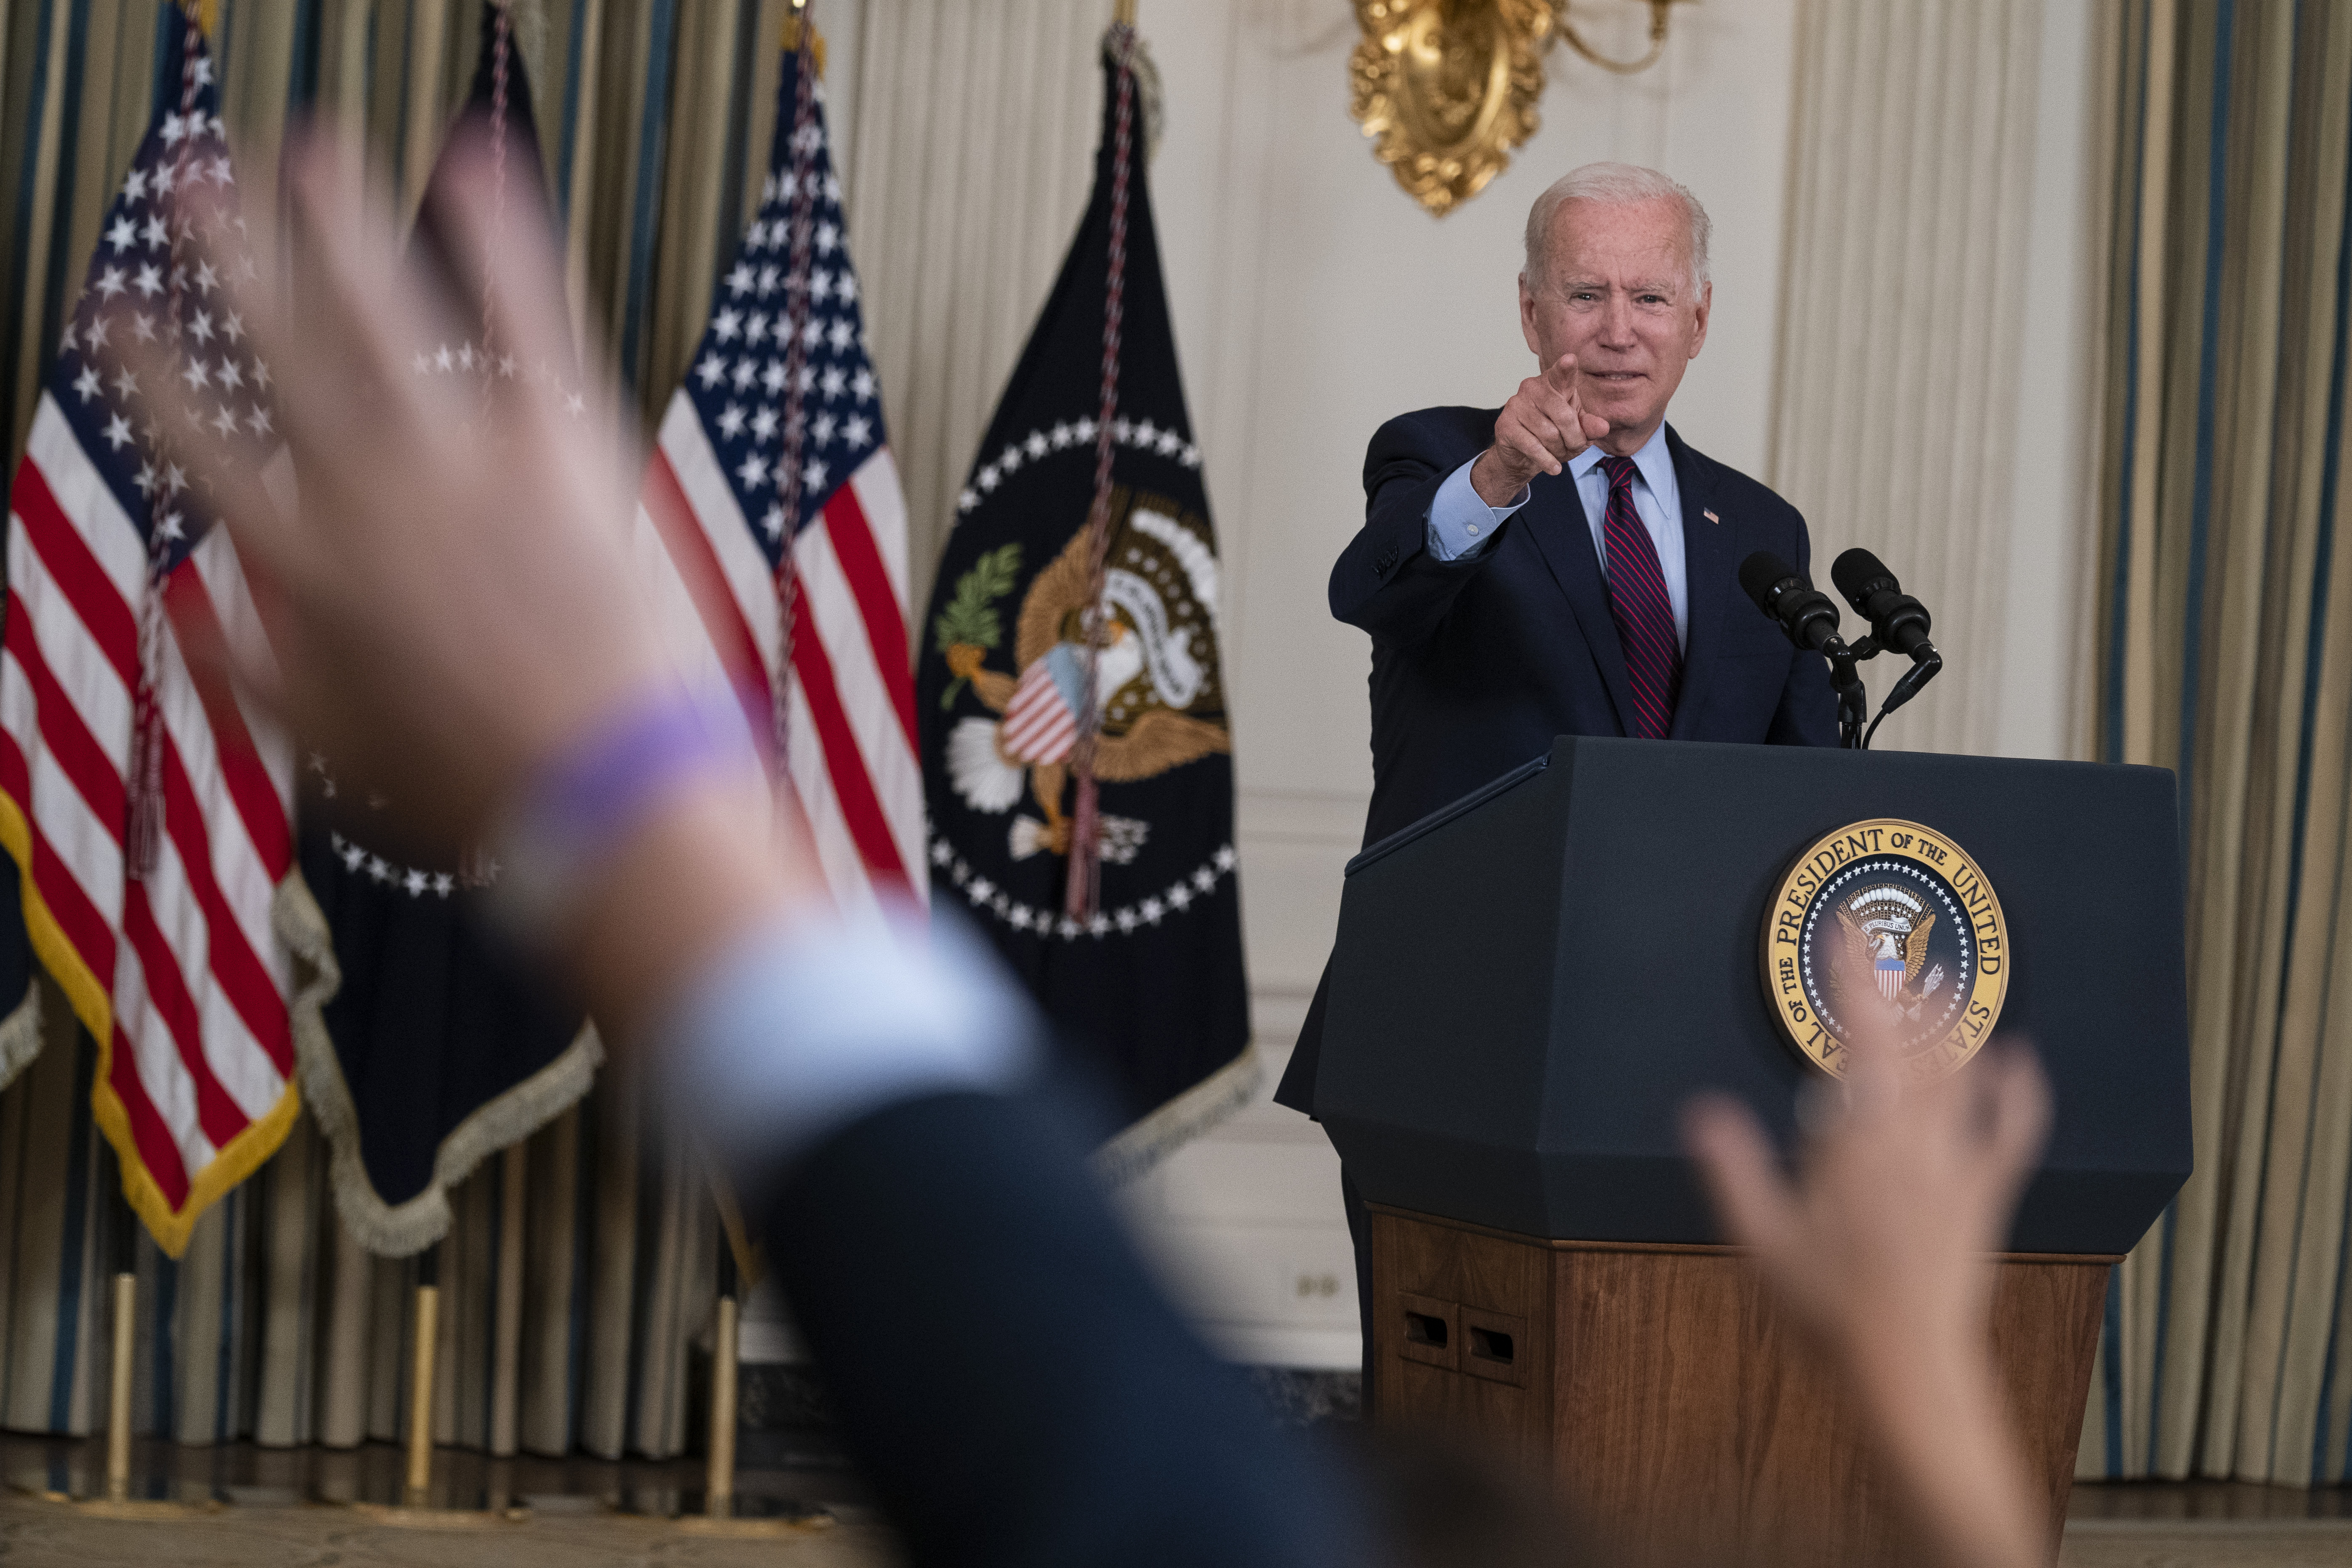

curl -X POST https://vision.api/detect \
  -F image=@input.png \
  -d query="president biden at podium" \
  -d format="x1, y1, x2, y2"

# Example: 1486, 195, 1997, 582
1275, 162, 1841, 1394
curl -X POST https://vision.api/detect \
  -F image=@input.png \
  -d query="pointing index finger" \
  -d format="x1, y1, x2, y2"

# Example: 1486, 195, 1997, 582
1545, 352, 1581, 393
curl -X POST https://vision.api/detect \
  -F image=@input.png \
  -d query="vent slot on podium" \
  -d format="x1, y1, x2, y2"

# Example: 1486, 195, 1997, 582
1459, 1306, 1530, 1387
1396, 1292, 1459, 1370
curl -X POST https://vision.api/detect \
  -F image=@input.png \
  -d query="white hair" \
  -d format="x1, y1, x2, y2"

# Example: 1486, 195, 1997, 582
1522, 162, 1711, 292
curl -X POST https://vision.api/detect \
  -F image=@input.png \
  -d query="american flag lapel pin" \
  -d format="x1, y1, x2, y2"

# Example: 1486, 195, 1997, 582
1703, 508, 1721, 524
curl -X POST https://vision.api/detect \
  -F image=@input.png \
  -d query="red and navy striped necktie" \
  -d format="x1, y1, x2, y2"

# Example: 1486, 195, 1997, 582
1599, 454, 1683, 739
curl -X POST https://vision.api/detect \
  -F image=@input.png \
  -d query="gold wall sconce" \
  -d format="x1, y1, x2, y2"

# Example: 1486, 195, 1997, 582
1350, 0, 1686, 217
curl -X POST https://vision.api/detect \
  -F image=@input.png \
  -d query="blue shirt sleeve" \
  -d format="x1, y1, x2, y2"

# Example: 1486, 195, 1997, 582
1426, 457, 1531, 562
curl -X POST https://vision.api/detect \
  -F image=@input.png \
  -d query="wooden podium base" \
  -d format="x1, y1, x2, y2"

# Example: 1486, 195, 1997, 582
1369, 1204, 2113, 1565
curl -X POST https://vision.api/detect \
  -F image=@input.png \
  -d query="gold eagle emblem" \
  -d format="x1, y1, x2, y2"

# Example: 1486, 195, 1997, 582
940, 495, 1230, 860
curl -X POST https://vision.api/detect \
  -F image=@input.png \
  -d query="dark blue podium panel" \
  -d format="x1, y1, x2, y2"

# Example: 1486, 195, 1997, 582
1317, 735, 2192, 1255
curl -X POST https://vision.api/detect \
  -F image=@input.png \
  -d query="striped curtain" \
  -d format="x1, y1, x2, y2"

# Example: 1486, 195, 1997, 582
0, 978, 715, 1456
2081, 0, 2352, 1486
1769, 0, 2046, 760
0, 0, 826, 1459
836, 0, 1110, 618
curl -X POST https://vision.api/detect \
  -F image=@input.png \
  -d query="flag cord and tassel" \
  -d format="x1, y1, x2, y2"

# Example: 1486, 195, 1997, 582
768, 8, 822, 765
126, 8, 213, 882
478, 3, 513, 412
1063, 18, 1140, 921
457, 3, 516, 890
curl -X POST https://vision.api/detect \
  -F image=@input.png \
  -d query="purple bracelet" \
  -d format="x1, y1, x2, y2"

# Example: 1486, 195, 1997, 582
490, 687, 761, 938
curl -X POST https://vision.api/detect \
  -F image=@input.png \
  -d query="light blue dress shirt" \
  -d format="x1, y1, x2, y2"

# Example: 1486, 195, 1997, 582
1424, 423, 1689, 650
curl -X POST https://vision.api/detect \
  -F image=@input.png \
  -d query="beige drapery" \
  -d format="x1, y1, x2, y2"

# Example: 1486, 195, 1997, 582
1768, 0, 2049, 759
835, 0, 1107, 619
2076, 0, 2352, 1486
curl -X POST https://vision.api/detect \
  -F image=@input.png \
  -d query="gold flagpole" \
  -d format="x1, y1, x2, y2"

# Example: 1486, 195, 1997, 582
706, 1293, 741, 1515
680, 1236, 800, 1538
105, 1272, 136, 1501
78, 1201, 210, 1518
404, 1258, 439, 1509
1115, 0, 1137, 22
354, 1244, 518, 1526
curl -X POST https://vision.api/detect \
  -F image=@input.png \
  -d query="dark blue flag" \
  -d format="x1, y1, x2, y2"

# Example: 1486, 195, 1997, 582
917, 25, 1252, 1177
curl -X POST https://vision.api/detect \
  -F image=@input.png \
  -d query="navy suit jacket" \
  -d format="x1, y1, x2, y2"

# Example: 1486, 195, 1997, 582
1275, 406, 1836, 1114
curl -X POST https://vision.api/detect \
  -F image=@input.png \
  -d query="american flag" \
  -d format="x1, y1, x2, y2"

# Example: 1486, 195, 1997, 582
0, 13, 300, 1257
636, 41, 922, 915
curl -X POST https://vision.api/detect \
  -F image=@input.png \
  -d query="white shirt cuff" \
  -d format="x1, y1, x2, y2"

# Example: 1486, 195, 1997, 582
662, 908, 1044, 1177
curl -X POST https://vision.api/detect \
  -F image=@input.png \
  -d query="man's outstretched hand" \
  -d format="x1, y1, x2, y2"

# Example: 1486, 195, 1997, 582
1682, 1034, 2053, 1568
1472, 351, 1608, 506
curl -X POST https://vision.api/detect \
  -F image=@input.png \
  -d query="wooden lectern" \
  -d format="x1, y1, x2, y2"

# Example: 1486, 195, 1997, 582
1317, 737, 2191, 1564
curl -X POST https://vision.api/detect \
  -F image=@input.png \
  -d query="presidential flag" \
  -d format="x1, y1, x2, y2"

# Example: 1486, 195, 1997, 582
918, 23, 1252, 1175
0, 9, 315, 1256
287, 3, 595, 1257
635, 27, 922, 917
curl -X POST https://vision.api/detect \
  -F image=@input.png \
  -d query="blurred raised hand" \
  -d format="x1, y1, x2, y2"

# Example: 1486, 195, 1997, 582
151, 128, 666, 854
1682, 1031, 2053, 1568
137, 126, 814, 1034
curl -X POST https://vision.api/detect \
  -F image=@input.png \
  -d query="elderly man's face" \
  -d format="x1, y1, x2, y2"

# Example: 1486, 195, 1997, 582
1520, 197, 1711, 454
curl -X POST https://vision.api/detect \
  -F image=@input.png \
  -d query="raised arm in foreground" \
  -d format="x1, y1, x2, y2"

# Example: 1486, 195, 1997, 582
1684, 1036, 2054, 1568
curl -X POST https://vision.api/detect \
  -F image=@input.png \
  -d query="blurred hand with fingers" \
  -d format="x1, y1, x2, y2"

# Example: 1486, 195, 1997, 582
152, 127, 663, 856
1683, 1032, 2052, 1357
138, 125, 811, 1034
1682, 1026, 2054, 1568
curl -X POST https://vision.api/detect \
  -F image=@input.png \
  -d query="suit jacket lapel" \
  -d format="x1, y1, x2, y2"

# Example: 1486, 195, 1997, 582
1666, 425, 1733, 741
1519, 466, 1638, 738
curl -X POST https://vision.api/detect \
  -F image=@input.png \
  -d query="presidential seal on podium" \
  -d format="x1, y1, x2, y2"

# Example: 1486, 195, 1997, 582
1761, 819, 2011, 1079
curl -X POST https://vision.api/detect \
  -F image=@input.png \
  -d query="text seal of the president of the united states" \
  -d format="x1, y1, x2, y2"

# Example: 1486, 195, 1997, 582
1762, 819, 2011, 1079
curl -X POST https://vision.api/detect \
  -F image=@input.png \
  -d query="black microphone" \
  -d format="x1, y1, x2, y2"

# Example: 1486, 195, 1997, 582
1741, 552, 1869, 748
1830, 548, 1936, 663
1831, 547, 1943, 736
1738, 552, 1848, 657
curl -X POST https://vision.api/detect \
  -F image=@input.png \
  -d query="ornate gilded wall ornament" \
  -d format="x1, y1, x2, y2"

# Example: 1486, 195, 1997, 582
1350, 1, 1689, 217
1349, 0, 1554, 217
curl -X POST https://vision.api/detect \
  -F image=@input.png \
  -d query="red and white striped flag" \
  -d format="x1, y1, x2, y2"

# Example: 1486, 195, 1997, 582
635, 35, 922, 918
0, 11, 305, 1256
